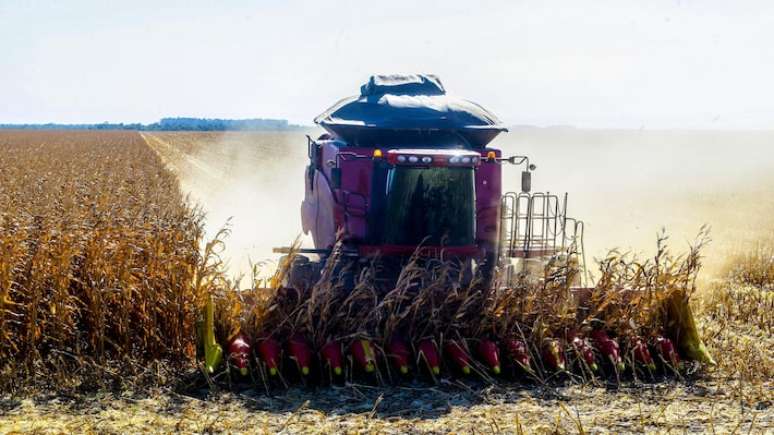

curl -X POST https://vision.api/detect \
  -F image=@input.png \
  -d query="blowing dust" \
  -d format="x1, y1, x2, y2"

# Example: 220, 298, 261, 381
500, 128, 774, 279
145, 129, 774, 283
143, 131, 314, 282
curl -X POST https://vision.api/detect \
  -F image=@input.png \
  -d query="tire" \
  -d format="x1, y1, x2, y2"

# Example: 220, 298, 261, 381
283, 255, 322, 289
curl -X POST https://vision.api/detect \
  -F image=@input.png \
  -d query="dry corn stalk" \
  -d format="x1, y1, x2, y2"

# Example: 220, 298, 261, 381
0, 131, 217, 392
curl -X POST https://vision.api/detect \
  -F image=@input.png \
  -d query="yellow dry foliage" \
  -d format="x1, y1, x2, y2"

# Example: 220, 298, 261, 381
0, 130, 212, 391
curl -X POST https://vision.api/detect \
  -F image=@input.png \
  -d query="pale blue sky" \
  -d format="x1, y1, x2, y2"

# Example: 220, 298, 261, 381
1, 1, 773, 128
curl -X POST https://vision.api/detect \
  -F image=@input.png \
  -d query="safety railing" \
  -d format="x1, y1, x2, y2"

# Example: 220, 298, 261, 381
499, 192, 588, 286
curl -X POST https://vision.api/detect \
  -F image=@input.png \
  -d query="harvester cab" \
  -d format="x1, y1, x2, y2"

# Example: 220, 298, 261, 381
277, 74, 586, 288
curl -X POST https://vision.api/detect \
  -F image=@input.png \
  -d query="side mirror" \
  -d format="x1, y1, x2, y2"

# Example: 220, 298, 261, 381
331, 167, 342, 189
521, 171, 532, 193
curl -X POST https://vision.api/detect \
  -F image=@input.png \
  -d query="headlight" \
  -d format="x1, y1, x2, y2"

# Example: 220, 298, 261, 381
421, 156, 432, 164
408, 156, 419, 163
397, 155, 407, 163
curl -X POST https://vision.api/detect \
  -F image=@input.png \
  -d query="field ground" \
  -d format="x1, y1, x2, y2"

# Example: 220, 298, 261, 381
1, 130, 772, 434
1, 379, 770, 433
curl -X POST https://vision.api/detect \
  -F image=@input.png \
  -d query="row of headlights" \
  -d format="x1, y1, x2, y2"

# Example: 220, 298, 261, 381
395, 155, 480, 165
396, 155, 433, 164
448, 155, 480, 165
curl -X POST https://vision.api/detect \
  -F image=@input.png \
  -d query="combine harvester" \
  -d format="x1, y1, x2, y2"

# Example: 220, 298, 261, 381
200, 74, 713, 385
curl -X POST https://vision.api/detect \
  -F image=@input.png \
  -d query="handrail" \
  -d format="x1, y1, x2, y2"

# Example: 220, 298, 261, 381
499, 191, 587, 284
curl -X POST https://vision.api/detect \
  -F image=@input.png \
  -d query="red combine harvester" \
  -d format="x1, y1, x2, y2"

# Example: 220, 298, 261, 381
201, 74, 712, 382
275, 74, 587, 288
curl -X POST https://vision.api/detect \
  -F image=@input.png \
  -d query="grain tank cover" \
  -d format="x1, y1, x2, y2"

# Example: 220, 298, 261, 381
315, 74, 507, 148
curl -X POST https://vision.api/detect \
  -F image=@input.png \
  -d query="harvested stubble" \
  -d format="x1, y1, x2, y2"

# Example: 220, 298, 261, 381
695, 241, 774, 385
0, 130, 212, 392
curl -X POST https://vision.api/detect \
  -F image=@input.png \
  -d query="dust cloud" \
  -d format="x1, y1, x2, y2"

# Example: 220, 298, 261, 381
144, 131, 315, 281
147, 129, 774, 282
497, 129, 774, 278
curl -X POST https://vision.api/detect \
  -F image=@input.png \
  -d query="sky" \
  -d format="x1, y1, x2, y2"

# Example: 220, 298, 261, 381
1, 0, 773, 129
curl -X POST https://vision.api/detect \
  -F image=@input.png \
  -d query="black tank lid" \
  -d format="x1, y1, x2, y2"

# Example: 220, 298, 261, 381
315, 74, 507, 148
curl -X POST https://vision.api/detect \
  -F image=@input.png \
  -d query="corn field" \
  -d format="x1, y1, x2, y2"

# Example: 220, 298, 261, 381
0, 131, 213, 391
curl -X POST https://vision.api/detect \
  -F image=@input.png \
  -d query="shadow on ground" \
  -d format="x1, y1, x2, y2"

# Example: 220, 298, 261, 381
170, 372, 704, 421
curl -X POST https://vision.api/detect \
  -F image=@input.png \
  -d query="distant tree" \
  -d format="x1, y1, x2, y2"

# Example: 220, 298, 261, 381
0, 118, 305, 131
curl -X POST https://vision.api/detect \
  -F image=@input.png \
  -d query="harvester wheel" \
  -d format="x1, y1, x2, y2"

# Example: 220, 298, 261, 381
283, 255, 322, 289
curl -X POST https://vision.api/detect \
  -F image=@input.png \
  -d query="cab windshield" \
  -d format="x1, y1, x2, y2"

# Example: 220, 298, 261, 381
381, 166, 475, 246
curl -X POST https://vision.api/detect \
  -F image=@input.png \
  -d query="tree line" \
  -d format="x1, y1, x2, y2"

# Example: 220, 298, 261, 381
0, 117, 305, 131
